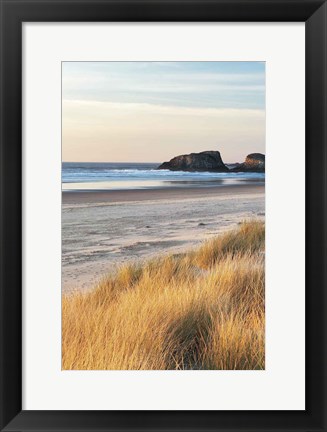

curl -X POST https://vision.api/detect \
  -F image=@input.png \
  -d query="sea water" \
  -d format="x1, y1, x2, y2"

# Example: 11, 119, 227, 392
62, 162, 265, 191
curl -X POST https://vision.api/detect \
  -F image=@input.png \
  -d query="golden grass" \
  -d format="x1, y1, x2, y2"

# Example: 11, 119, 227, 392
62, 220, 265, 370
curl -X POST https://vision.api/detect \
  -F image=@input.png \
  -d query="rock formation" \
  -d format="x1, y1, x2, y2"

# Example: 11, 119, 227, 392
232, 153, 265, 173
157, 151, 229, 172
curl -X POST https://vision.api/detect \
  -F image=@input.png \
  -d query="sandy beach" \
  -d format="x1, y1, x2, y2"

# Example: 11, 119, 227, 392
61, 62, 266, 371
62, 184, 265, 292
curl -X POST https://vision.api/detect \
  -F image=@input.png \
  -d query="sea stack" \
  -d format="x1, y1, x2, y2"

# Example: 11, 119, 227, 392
232, 153, 265, 173
157, 150, 229, 172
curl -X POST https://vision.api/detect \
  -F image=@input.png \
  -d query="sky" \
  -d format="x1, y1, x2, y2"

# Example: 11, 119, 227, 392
62, 62, 265, 163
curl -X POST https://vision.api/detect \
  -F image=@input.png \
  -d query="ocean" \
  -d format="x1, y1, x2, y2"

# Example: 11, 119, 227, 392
62, 162, 265, 191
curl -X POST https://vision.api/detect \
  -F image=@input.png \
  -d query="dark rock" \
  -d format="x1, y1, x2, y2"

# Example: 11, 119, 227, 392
226, 162, 241, 170
157, 150, 229, 172
232, 153, 265, 173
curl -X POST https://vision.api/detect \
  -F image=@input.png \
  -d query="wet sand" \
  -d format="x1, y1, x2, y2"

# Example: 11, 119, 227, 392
63, 184, 264, 205
62, 184, 265, 293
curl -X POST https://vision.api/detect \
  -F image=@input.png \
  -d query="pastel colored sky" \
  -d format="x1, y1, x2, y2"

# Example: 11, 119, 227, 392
62, 62, 265, 163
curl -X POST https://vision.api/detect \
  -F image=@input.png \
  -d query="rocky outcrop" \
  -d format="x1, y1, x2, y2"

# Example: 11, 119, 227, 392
232, 153, 265, 173
157, 151, 229, 172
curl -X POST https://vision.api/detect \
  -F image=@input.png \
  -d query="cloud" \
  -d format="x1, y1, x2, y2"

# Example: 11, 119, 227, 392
63, 99, 264, 118
62, 62, 265, 109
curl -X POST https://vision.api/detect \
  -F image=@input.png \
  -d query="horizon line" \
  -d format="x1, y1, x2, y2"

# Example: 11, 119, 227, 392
61, 159, 251, 164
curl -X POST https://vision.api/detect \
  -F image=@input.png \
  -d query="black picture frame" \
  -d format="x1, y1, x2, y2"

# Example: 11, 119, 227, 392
0, 1, 326, 431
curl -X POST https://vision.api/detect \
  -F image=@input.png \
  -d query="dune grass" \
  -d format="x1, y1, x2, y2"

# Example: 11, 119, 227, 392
62, 220, 265, 370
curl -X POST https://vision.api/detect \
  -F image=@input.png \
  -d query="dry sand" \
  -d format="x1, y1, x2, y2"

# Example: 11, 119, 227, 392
62, 184, 265, 292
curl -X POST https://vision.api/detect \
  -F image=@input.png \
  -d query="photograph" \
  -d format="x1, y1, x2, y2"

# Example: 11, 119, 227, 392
61, 61, 265, 370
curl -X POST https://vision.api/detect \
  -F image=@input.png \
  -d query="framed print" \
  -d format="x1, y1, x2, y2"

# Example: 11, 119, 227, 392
0, 0, 326, 431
